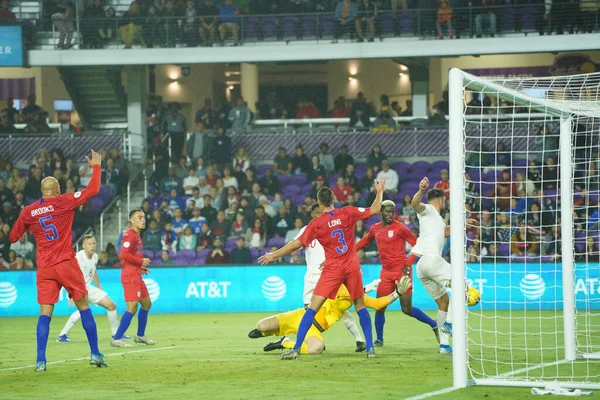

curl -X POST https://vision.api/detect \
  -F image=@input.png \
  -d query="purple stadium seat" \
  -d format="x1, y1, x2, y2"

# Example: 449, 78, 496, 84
267, 237, 285, 248
500, 7, 516, 32
197, 248, 212, 260
513, 159, 529, 167
468, 170, 481, 182
540, 255, 554, 263
177, 250, 197, 261
393, 161, 411, 173
300, 15, 317, 38
195, 254, 207, 264
497, 244, 510, 256
153, 250, 162, 259
401, 181, 419, 194
225, 236, 239, 248
243, 16, 260, 40
256, 164, 272, 177
289, 174, 307, 185
250, 248, 259, 261
431, 160, 449, 171
225, 244, 237, 252
318, 14, 335, 38
410, 161, 431, 173
399, 11, 414, 34
302, 183, 314, 193
355, 163, 367, 177
379, 13, 397, 36
262, 17, 279, 40
281, 16, 298, 38
283, 184, 302, 195
521, 7, 537, 31
369, 257, 380, 263
278, 175, 291, 186
293, 194, 305, 206
144, 250, 154, 259
89, 197, 104, 215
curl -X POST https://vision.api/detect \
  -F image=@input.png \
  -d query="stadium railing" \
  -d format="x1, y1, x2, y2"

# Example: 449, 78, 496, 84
14, 1, 598, 50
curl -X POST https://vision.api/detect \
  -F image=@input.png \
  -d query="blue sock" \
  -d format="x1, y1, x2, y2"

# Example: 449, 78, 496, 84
357, 308, 374, 351
80, 308, 100, 355
374, 313, 385, 342
114, 311, 134, 340
36, 315, 51, 363
137, 309, 149, 337
411, 307, 437, 328
293, 308, 316, 351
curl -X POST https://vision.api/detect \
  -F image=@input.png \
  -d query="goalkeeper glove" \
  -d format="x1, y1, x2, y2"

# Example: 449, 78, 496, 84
395, 276, 412, 296
363, 279, 381, 294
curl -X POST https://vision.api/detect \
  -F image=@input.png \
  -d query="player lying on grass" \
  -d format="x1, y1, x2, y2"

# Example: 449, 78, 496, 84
248, 277, 412, 355
57, 234, 131, 343
411, 177, 478, 354
259, 178, 386, 359
355, 200, 439, 347
9, 149, 107, 371
111, 209, 155, 348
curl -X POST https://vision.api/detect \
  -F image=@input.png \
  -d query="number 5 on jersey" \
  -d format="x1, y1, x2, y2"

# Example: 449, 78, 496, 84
331, 229, 348, 254
40, 215, 59, 241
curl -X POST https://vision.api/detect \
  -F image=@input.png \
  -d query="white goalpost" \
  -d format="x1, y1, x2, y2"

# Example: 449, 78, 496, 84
449, 68, 600, 390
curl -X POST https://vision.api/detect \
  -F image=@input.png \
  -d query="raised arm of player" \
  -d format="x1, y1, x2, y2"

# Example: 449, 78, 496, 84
411, 177, 429, 214
9, 217, 29, 243
369, 177, 386, 216
66, 150, 103, 210
355, 229, 375, 251
399, 223, 417, 247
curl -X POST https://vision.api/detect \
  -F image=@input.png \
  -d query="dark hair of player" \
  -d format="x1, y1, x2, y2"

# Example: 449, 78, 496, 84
426, 188, 445, 202
310, 203, 320, 213
317, 187, 334, 207
129, 208, 144, 218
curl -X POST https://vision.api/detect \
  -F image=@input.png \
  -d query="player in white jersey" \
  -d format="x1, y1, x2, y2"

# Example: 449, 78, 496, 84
56, 235, 128, 342
411, 177, 477, 354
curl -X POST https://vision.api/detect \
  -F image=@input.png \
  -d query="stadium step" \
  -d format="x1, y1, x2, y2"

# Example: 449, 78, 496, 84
58, 66, 127, 130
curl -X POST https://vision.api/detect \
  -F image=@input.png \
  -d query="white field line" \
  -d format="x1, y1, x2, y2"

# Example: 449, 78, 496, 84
404, 386, 460, 400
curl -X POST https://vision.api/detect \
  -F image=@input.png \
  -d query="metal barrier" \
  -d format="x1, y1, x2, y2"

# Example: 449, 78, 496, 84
99, 195, 122, 251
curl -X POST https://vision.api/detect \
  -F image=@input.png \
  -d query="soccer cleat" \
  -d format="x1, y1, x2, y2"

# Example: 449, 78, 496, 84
355, 341, 366, 352
90, 353, 108, 368
56, 334, 70, 343
438, 344, 453, 354
110, 339, 131, 348
34, 362, 46, 372
432, 326, 440, 344
113, 334, 132, 340
441, 322, 453, 337
366, 348, 376, 358
263, 336, 289, 352
280, 349, 300, 360
248, 329, 263, 339
374, 339, 384, 347
134, 335, 156, 345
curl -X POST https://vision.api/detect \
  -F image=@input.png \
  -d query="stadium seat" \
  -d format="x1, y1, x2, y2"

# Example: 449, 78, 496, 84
281, 16, 299, 39
267, 237, 285, 248
379, 13, 398, 37
225, 237, 239, 248
282, 184, 302, 195
317, 14, 335, 38
289, 174, 308, 185
177, 250, 197, 261
261, 17, 279, 40
398, 11, 415, 35
393, 161, 411, 173
521, 6, 538, 31
300, 16, 318, 39
243, 16, 260, 40
431, 160, 449, 171
410, 161, 431, 173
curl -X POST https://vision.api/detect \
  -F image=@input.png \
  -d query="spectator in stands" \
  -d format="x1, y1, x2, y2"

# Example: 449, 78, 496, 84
173, 156, 188, 180
349, 92, 371, 128
269, 205, 293, 238
219, 167, 236, 190
488, 141, 511, 168
227, 209, 247, 235
307, 155, 326, 183
24, 167, 42, 199
209, 126, 232, 167
534, 124, 559, 164
100, 7, 116, 45
400, 194, 416, 221
142, 219, 163, 252
233, 147, 250, 173
188, 206, 206, 233
510, 224, 539, 257
161, 221, 178, 252
160, 167, 182, 194
334, 145, 354, 174
7, 169, 25, 195
84, 0, 106, 48
162, 102, 187, 160
218, 0, 239, 45
195, 99, 217, 130
157, 250, 172, 266
166, 188, 185, 211
52, 4, 76, 49
230, 236, 252, 264
527, 160, 541, 189
434, 169, 450, 199
285, 217, 303, 243
400, 99, 413, 116
0, 178, 14, 204
119, 1, 143, 49
179, 226, 197, 251
435, 0, 453, 39
162, 0, 181, 47
291, 145, 310, 175
1, 98, 18, 124
187, 126, 209, 168
246, 218, 266, 249
181, 0, 199, 46
228, 97, 251, 133
481, 243, 503, 263
24, 111, 51, 133
171, 207, 188, 236
366, 144, 385, 173
492, 169, 514, 211
201, 194, 217, 223
210, 210, 231, 241
473, 0, 496, 38
0, 163, 11, 183
333, 0, 357, 42
310, 176, 326, 199
10, 233, 34, 260
426, 104, 447, 126
541, 224, 561, 259
206, 237, 229, 264
296, 100, 320, 119
199, 0, 218, 46
318, 143, 334, 174
342, 164, 359, 191
355, 0, 377, 42
542, 156, 559, 191
330, 98, 350, 118
259, 168, 281, 195
333, 176, 353, 203
0, 0, 15, 19
273, 147, 292, 176
577, 236, 600, 262
101, 158, 120, 194
514, 171, 534, 197
376, 160, 398, 195
0, 110, 16, 134
22, 95, 42, 123
194, 157, 207, 179
359, 166, 375, 193
37, 157, 52, 178
373, 109, 397, 132
183, 169, 200, 196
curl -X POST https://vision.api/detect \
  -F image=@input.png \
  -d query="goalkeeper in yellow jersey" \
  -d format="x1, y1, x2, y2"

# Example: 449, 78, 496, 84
247, 277, 412, 355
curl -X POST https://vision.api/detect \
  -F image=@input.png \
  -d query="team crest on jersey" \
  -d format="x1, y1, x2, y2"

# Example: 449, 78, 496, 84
74, 191, 82, 198
388, 230, 394, 238
123, 242, 130, 248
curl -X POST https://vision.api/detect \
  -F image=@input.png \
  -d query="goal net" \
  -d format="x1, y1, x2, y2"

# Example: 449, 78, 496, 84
448, 68, 600, 390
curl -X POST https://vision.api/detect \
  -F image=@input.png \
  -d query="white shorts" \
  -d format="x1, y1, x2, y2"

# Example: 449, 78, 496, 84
416, 255, 451, 300
303, 279, 318, 305
87, 286, 108, 305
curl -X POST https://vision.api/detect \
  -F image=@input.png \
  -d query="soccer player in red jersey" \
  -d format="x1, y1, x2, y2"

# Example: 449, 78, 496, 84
110, 209, 155, 348
259, 178, 386, 359
356, 200, 438, 347
9, 149, 107, 371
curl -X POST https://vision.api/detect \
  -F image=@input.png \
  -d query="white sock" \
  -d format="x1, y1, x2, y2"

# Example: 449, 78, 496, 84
446, 295, 453, 324
107, 310, 119, 336
342, 311, 364, 342
59, 310, 81, 336
437, 310, 449, 345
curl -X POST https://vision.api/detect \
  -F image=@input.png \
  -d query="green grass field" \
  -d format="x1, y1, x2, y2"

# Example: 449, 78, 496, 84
0, 311, 598, 400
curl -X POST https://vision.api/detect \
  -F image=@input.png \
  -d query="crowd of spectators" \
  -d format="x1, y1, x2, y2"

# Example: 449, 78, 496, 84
0, 147, 129, 269
0, 96, 53, 134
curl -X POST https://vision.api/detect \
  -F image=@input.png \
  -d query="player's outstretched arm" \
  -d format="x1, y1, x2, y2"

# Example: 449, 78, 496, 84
369, 177, 386, 216
9, 216, 28, 243
411, 177, 428, 214
258, 239, 303, 265
355, 230, 374, 251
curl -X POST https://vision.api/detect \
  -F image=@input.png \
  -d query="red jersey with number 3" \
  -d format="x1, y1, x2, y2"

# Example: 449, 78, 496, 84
9, 165, 101, 270
356, 220, 417, 272
119, 228, 144, 283
298, 206, 371, 270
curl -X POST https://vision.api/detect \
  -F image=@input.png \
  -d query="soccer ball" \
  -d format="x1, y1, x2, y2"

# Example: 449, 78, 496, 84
466, 286, 481, 307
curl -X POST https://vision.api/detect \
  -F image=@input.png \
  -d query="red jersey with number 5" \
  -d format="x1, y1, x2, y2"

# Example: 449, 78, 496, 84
298, 206, 371, 270
9, 165, 101, 270
119, 228, 144, 283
